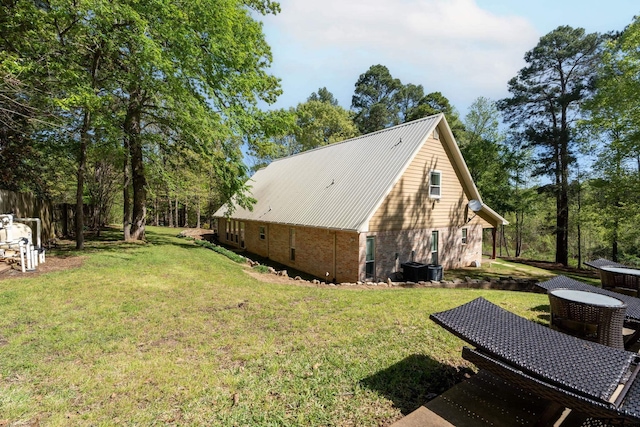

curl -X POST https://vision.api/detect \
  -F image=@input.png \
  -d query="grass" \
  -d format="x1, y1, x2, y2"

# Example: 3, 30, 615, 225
447, 258, 556, 281
0, 227, 550, 426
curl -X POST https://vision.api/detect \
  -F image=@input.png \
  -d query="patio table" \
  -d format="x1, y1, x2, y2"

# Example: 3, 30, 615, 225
548, 288, 627, 349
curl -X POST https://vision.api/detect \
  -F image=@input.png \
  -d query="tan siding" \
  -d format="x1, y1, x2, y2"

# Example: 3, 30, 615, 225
369, 129, 471, 231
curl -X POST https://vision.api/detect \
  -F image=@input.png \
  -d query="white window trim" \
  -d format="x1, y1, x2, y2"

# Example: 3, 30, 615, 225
365, 236, 375, 279
461, 228, 468, 245
289, 228, 296, 262
429, 170, 442, 200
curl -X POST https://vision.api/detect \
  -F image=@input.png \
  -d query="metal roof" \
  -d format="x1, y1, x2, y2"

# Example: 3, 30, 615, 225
215, 114, 507, 231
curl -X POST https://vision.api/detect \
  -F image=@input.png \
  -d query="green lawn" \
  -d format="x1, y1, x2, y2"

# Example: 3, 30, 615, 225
0, 227, 550, 426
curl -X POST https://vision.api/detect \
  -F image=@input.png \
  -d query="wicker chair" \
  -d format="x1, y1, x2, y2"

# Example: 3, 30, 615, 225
600, 268, 625, 289
548, 289, 626, 349
598, 268, 640, 296
538, 275, 640, 349
584, 258, 628, 270
430, 298, 640, 424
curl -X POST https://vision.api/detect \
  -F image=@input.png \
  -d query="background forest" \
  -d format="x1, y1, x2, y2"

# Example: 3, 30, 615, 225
2, 1, 640, 267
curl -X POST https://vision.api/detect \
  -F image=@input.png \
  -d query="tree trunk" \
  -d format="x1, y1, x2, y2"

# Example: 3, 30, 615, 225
75, 110, 90, 250
556, 113, 571, 266
167, 194, 173, 227
612, 218, 619, 262
130, 133, 146, 240
196, 196, 201, 229
124, 89, 146, 241
577, 174, 582, 269
175, 198, 179, 228
515, 209, 523, 258
556, 189, 569, 265
123, 144, 131, 240
154, 196, 159, 226
184, 198, 189, 227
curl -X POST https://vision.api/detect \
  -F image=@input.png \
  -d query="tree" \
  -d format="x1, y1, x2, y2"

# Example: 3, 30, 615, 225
499, 26, 601, 266
351, 64, 464, 138
308, 87, 338, 106
461, 97, 511, 215
351, 64, 402, 133
0, 1, 67, 196
97, 0, 282, 240
248, 98, 359, 169
505, 134, 536, 258
294, 100, 359, 152
582, 18, 640, 261
1, 0, 283, 245
245, 108, 298, 171
396, 83, 425, 123
406, 91, 465, 139
462, 97, 501, 148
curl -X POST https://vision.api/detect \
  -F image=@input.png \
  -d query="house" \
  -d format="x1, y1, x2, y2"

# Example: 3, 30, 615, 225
214, 114, 507, 283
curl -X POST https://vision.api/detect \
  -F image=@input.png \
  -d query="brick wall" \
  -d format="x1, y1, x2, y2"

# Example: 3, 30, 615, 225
218, 218, 360, 283
359, 223, 483, 282
244, 221, 268, 257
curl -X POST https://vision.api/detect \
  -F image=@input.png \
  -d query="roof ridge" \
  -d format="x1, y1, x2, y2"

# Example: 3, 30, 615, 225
270, 113, 442, 164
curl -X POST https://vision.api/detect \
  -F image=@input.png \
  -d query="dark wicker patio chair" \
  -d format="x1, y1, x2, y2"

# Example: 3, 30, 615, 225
430, 297, 640, 424
547, 289, 627, 349
600, 268, 633, 293
538, 276, 640, 349
585, 258, 628, 270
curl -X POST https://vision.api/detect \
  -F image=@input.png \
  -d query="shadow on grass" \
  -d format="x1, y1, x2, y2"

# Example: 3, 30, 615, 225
360, 354, 473, 415
532, 304, 550, 312
48, 226, 200, 258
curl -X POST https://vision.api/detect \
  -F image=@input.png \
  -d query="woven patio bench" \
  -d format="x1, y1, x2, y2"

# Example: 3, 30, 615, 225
430, 297, 640, 424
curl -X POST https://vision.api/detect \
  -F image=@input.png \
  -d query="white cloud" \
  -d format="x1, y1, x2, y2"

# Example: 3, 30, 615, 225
261, 0, 540, 112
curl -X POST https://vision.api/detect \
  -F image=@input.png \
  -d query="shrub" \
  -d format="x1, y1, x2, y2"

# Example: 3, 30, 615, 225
252, 265, 270, 274
184, 237, 245, 263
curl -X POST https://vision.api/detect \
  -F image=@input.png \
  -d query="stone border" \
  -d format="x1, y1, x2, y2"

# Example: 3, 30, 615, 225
246, 259, 542, 292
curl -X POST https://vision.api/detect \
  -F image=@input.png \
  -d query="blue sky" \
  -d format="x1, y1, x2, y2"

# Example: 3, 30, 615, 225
258, 0, 639, 117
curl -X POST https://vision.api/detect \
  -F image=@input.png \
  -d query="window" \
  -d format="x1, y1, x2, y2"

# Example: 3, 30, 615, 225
431, 231, 439, 265
225, 220, 230, 241
461, 228, 468, 245
289, 228, 296, 261
240, 222, 245, 248
259, 226, 266, 240
365, 236, 375, 279
429, 171, 441, 199
233, 220, 238, 243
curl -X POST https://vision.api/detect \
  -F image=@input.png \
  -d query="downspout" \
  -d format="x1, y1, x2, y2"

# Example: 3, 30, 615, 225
333, 231, 337, 283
